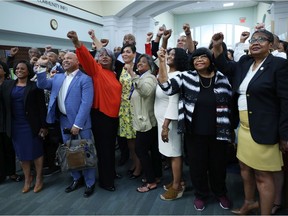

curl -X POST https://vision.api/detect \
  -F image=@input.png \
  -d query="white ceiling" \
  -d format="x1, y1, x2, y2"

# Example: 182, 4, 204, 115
116, 0, 264, 18
170, 1, 259, 15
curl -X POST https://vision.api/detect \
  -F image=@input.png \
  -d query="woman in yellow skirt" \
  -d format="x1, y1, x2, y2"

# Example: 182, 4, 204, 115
212, 28, 288, 215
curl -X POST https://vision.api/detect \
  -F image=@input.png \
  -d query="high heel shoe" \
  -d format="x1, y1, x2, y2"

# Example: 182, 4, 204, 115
231, 201, 259, 215
33, 178, 43, 193
22, 175, 33, 193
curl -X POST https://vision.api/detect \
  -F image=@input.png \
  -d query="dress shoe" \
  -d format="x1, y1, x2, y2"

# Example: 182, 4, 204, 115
127, 168, 135, 175
22, 175, 33, 193
231, 201, 259, 215
9, 174, 23, 182
33, 181, 43, 193
83, 184, 95, 198
65, 179, 84, 193
100, 184, 115, 192
129, 173, 141, 180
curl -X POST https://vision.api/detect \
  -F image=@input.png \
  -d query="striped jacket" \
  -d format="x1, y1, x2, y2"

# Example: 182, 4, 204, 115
159, 70, 232, 142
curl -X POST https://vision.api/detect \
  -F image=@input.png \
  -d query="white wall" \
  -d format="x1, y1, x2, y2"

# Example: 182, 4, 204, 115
0, 1, 103, 49
153, 12, 175, 49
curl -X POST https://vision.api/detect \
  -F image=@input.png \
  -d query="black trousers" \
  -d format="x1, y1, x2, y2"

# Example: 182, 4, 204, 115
185, 133, 228, 199
0, 132, 16, 178
135, 127, 162, 183
91, 109, 118, 188
43, 122, 62, 169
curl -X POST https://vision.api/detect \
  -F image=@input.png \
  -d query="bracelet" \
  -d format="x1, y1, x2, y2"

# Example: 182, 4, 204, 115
162, 125, 169, 132
185, 32, 191, 36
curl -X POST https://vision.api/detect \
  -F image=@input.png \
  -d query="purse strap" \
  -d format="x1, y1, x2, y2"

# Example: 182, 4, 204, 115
67, 134, 82, 148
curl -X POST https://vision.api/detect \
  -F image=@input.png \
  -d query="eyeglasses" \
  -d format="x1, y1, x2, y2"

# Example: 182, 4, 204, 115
248, 37, 270, 44
192, 54, 208, 61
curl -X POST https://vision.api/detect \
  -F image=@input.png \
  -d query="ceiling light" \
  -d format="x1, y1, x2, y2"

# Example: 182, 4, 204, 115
223, 2, 234, 7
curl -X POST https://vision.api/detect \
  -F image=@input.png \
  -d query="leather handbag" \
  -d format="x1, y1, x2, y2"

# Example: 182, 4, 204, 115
56, 135, 97, 172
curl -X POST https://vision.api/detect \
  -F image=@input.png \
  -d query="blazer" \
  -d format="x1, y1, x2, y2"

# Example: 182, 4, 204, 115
214, 53, 288, 144
0, 79, 47, 138
130, 70, 157, 132
37, 70, 93, 130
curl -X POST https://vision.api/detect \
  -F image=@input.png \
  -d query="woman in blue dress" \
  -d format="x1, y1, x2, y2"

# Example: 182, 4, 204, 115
0, 60, 47, 193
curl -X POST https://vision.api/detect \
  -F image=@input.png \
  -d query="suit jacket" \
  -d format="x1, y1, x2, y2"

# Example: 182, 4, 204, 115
36, 70, 93, 130
0, 79, 47, 137
130, 70, 157, 132
214, 53, 288, 144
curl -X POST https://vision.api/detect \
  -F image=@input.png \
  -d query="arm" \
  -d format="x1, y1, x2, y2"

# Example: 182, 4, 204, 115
277, 59, 288, 144
161, 29, 172, 49
145, 32, 153, 56
73, 76, 94, 129
67, 31, 101, 77
233, 31, 250, 62
88, 29, 103, 50
156, 47, 168, 83
183, 23, 195, 53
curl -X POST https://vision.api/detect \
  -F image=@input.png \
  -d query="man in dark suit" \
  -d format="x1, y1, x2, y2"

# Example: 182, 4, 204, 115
36, 53, 96, 198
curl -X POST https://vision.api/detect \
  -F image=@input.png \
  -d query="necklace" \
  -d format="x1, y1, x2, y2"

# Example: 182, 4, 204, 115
199, 77, 212, 88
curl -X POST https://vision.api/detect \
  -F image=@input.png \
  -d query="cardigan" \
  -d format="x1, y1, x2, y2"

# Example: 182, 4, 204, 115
159, 70, 232, 142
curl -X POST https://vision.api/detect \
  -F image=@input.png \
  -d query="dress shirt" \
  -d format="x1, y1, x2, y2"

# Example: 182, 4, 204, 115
58, 70, 78, 115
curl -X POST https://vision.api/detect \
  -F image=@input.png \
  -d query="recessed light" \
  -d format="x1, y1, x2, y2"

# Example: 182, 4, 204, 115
223, 2, 234, 7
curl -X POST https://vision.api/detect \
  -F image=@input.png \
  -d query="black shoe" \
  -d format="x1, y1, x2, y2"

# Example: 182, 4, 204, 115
115, 173, 122, 179
65, 179, 84, 193
129, 173, 141, 180
83, 184, 95, 198
118, 156, 129, 166
100, 184, 115, 192
9, 174, 23, 182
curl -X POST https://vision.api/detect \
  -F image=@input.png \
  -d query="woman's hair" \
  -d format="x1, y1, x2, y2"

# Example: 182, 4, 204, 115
96, 47, 116, 71
13, 60, 35, 79
137, 54, 156, 75
279, 40, 288, 58
190, 47, 216, 72
0, 60, 10, 79
120, 44, 136, 54
168, 48, 189, 72
251, 29, 274, 43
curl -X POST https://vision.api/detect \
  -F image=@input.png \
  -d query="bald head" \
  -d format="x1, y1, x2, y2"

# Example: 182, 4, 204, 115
62, 52, 79, 73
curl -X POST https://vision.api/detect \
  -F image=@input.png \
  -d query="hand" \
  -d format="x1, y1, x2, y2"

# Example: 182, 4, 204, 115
163, 29, 172, 40
124, 63, 135, 77
38, 55, 49, 66
38, 128, 48, 139
88, 29, 95, 39
50, 69, 57, 78
10, 47, 19, 57
146, 32, 153, 43
280, 140, 288, 153
67, 31, 81, 47
100, 39, 109, 47
240, 31, 250, 43
157, 25, 166, 37
183, 23, 191, 35
211, 32, 224, 48
157, 47, 166, 63
45, 45, 52, 52
71, 126, 80, 136
255, 23, 265, 30
161, 127, 169, 142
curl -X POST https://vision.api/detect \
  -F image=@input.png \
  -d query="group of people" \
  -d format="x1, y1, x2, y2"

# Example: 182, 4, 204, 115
0, 22, 288, 215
